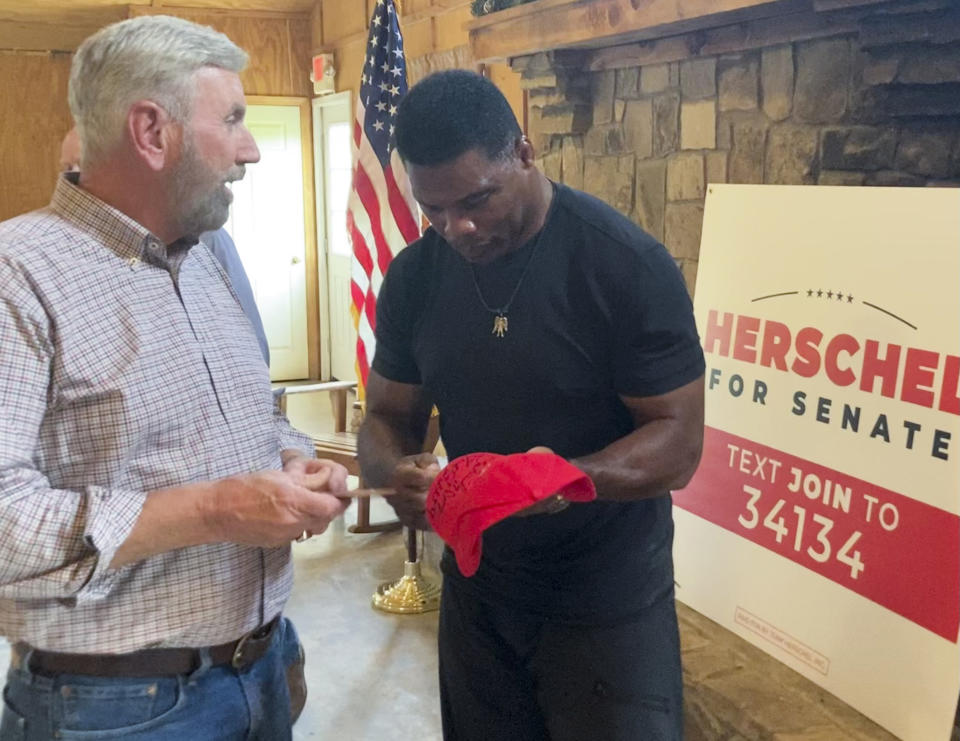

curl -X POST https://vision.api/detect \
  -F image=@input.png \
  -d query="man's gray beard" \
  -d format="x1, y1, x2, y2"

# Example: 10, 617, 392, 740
173, 138, 236, 237
180, 187, 231, 237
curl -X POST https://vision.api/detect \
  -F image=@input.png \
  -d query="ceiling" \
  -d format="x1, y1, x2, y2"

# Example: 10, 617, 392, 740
0, 0, 317, 21
0, 0, 317, 52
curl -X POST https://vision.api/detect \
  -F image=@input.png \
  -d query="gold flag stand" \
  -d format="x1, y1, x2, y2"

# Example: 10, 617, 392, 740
372, 527, 441, 614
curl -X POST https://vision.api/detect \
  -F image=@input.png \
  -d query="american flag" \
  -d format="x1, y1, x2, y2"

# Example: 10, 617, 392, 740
347, 0, 419, 395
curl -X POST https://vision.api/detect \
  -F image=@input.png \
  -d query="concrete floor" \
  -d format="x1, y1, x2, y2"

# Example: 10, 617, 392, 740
281, 387, 446, 737
288, 498, 444, 740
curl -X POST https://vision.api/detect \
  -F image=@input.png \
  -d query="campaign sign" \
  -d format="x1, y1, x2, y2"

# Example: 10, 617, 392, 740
673, 185, 959, 741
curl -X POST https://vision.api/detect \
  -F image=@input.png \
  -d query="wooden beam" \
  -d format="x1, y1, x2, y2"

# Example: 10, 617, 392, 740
588, 4, 863, 71
467, 0, 800, 63
812, 0, 890, 9
859, 6, 960, 46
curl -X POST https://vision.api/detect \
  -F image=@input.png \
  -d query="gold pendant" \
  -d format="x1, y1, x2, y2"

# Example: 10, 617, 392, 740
492, 314, 508, 337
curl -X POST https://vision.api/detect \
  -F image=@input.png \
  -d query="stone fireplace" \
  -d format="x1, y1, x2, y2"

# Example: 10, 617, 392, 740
467, 0, 960, 295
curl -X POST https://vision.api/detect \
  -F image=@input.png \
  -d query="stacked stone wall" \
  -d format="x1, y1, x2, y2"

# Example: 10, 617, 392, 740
513, 1, 960, 294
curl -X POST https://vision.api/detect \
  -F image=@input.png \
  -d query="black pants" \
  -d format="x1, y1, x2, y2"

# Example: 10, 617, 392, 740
438, 581, 683, 741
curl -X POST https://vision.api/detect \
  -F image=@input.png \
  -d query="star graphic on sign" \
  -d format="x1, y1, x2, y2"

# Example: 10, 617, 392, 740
373, 120, 385, 131
836, 292, 844, 302
806, 289, 813, 297
391, 65, 402, 77
826, 290, 833, 299
816, 289, 823, 297
381, 60, 390, 72
389, 84, 401, 96
847, 294, 854, 303
389, 104, 398, 116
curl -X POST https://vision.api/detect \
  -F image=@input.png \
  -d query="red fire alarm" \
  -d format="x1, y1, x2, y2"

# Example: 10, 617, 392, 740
311, 53, 336, 96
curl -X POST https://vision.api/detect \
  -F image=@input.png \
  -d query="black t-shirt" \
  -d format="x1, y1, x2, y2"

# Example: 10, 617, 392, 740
372, 183, 705, 623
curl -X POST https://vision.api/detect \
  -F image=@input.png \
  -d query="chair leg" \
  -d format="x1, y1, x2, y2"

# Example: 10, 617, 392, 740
348, 495, 402, 534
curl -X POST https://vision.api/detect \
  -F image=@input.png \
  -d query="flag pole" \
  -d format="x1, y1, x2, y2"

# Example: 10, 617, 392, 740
349, 0, 439, 614
372, 527, 441, 614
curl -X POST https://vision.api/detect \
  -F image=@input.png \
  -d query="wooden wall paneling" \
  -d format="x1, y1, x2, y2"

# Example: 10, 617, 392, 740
235, 16, 297, 95
333, 34, 366, 99
129, 6, 312, 96
402, 16, 435, 60
319, 0, 367, 47
310, 2, 323, 50
432, 3, 472, 51
0, 51, 72, 221
0, 7, 128, 52
287, 16, 313, 95
156, 0, 315, 12
404, 0, 435, 14
487, 62, 524, 125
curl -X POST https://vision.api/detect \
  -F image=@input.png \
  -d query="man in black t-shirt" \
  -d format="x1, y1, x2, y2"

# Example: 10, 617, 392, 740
358, 70, 705, 741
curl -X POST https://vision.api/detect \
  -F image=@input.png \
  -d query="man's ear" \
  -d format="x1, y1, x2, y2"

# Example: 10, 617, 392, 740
127, 100, 179, 172
516, 135, 536, 168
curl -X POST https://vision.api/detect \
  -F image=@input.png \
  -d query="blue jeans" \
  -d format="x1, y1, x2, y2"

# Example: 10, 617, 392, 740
0, 618, 305, 740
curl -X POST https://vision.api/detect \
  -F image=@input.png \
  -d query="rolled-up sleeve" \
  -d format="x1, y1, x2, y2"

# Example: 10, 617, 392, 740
272, 402, 316, 460
0, 258, 146, 602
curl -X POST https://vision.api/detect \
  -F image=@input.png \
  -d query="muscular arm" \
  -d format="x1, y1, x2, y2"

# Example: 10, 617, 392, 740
357, 370, 437, 529
571, 375, 704, 501
357, 370, 434, 487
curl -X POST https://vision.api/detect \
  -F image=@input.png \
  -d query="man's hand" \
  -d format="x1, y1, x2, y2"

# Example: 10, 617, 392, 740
282, 454, 350, 497
387, 452, 440, 530
110, 466, 353, 569
202, 469, 349, 547
513, 445, 570, 517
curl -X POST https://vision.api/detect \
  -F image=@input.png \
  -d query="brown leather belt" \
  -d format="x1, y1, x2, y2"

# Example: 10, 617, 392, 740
12, 616, 280, 679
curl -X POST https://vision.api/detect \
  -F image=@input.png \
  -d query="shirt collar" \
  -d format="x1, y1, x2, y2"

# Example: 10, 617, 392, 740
50, 173, 198, 268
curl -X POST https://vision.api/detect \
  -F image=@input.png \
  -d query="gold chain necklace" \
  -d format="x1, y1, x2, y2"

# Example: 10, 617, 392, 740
469, 223, 547, 338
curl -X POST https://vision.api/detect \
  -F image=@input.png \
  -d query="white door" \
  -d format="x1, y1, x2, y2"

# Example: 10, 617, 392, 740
227, 104, 309, 381
313, 93, 356, 382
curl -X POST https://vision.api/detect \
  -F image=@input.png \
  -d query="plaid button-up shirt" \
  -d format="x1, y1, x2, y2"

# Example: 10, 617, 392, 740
0, 175, 314, 653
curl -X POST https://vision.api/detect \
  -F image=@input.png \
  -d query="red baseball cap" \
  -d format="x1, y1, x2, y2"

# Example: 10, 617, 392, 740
425, 452, 597, 577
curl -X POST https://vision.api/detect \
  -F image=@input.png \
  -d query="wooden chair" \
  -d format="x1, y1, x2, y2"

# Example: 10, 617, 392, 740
277, 381, 440, 533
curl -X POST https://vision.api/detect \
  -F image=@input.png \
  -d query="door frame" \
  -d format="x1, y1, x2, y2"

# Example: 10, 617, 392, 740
246, 95, 321, 380
312, 91, 353, 382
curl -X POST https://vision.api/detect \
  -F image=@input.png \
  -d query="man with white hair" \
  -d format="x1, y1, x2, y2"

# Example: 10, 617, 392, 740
0, 16, 346, 739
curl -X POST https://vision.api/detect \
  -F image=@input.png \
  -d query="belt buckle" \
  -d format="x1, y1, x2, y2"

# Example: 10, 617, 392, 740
230, 618, 277, 670
231, 631, 253, 670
